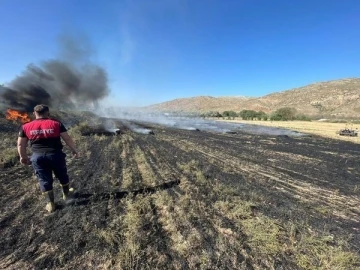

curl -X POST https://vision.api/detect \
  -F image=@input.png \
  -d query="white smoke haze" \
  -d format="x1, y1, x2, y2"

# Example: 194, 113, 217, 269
102, 118, 118, 131
96, 106, 308, 137
129, 126, 154, 134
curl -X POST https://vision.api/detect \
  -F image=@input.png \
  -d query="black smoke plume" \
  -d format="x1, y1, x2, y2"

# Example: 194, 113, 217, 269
0, 35, 109, 112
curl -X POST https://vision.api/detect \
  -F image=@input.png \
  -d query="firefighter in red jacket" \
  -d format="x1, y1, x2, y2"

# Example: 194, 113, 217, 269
17, 104, 79, 213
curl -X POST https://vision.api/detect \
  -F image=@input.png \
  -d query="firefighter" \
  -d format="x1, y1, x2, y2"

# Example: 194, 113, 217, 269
17, 104, 79, 213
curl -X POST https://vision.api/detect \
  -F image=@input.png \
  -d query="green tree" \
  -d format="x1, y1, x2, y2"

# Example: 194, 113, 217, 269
203, 111, 222, 118
223, 110, 237, 120
270, 114, 282, 121
229, 111, 237, 119
256, 111, 267, 120
270, 107, 297, 121
239, 110, 246, 119
239, 110, 258, 120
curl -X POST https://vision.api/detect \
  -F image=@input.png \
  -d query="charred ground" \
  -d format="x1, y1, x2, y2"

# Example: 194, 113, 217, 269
0, 114, 359, 269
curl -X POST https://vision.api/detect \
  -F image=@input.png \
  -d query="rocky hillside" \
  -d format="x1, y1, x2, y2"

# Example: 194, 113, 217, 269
148, 78, 360, 117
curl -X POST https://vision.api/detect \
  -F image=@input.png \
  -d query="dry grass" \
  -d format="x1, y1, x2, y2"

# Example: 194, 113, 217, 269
222, 119, 360, 143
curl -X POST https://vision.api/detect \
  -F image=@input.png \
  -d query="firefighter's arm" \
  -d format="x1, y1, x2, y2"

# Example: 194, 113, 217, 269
17, 137, 30, 164
60, 132, 79, 157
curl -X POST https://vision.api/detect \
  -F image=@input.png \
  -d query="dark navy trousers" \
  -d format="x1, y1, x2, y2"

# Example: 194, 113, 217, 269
30, 151, 70, 192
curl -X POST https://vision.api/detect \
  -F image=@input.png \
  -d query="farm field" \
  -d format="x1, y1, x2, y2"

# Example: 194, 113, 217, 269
221, 119, 360, 144
0, 116, 359, 269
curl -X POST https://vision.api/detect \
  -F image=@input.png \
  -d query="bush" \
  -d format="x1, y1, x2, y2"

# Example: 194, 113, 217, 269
239, 110, 269, 120
203, 111, 222, 118
270, 107, 297, 121
239, 110, 259, 120
270, 114, 283, 121
257, 111, 267, 120
222, 111, 237, 120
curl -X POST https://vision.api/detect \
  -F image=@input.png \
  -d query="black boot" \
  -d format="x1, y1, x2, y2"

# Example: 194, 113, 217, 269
62, 184, 74, 202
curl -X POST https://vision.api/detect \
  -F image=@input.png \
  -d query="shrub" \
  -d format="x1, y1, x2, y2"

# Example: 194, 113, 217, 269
222, 111, 237, 120
270, 107, 297, 121
270, 114, 283, 121
257, 111, 267, 120
239, 110, 258, 120
204, 111, 222, 118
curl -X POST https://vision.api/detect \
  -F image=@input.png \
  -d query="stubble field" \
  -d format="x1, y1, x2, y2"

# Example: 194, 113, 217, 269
0, 116, 359, 269
222, 119, 360, 144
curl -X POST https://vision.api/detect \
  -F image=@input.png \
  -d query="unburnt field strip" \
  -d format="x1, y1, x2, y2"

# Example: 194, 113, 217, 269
0, 119, 359, 269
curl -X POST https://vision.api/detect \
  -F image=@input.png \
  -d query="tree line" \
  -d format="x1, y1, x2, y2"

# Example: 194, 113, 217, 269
201, 107, 312, 121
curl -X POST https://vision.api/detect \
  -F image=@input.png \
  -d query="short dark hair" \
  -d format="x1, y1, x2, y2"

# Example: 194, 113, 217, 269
34, 104, 49, 115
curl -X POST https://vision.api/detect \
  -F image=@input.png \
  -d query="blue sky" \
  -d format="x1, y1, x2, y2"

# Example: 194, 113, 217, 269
0, 0, 359, 107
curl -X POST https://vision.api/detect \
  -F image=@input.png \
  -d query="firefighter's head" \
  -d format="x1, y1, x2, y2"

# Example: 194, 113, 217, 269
33, 104, 50, 118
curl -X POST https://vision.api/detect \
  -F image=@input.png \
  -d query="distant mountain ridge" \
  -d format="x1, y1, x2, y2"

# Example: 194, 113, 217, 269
147, 78, 360, 117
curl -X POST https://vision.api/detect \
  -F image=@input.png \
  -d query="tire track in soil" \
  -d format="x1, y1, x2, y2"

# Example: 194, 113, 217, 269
131, 134, 223, 267
120, 134, 145, 189
82, 131, 259, 268
54, 134, 127, 268
161, 128, 360, 184
70, 135, 124, 191
132, 137, 171, 186
129, 131, 270, 269
160, 129, 360, 210
158, 128, 360, 252
115, 133, 199, 268
133, 134, 186, 185
101, 132, 175, 269
129, 132, 201, 267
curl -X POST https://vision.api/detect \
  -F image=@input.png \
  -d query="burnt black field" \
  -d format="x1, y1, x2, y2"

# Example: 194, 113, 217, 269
0, 115, 359, 269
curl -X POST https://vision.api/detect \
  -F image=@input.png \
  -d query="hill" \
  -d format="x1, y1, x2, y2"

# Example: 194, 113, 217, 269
147, 78, 360, 117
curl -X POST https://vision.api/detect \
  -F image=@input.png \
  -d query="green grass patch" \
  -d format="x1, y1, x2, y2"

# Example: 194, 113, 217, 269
242, 216, 285, 256
295, 234, 359, 269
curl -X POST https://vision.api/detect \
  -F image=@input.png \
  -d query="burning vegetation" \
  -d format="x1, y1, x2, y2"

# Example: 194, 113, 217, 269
5, 109, 31, 123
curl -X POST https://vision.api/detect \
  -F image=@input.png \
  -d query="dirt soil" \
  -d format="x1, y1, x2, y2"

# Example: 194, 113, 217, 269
0, 119, 359, 269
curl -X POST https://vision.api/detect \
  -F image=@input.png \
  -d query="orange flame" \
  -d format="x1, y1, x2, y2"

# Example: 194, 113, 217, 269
6, 109, 31, 123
